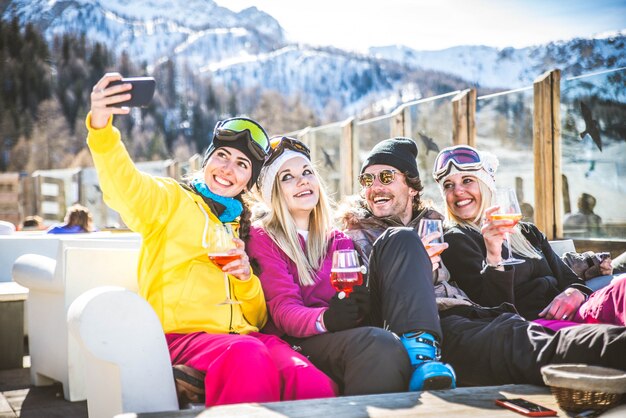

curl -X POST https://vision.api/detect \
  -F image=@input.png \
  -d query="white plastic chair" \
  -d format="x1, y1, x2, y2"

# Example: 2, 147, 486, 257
12, 240, 140, 401
68, 286, 178, 417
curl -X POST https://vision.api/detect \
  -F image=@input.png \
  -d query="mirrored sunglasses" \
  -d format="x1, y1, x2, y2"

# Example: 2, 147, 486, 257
358, 169, 398, 188
214, 118, 270, 161
433, 146, 482, 182
266, 136, 311, 166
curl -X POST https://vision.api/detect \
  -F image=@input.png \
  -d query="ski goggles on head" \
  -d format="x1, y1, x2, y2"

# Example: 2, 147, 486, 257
213, 118, 271, 161
433, 145, 483, 182
358, 169, 398, 188
266, 136, 311, 167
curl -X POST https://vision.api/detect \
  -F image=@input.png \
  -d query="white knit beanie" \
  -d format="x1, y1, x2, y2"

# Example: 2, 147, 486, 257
257, 150, 311, 205
435, 148, 499, 195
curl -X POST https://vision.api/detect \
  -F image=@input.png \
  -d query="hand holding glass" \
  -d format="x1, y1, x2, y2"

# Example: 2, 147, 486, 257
418, 219, 446, 257
330, 249, 364, 298
208, 224, 242, 305
493, 187, 524, 265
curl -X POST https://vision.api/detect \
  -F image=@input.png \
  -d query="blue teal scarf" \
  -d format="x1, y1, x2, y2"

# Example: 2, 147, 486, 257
192, 179, 243, 223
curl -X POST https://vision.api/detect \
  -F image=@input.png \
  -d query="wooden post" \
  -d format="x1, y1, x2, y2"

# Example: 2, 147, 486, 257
452, 89, 476, 146
188, 154, 203, 173
297, 126, 314, 165
390, 106, 406, 138
166, 160, 179, 180
340, 118, 356, 196
0, 173, 20, 226
296, 126, 311, 144
533, 69, 562, 240
20, 175, 36, 219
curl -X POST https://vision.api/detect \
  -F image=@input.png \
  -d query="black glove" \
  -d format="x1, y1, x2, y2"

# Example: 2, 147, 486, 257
323, 293, 359, 332
351, 285, 371, 320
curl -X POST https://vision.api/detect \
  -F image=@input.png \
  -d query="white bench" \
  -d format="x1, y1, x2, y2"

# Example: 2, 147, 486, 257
68, 286, 178, 417
0, 232, 141, 337
547, 239, 576, 257
0, 232, 140, 283
549, 239, 614, 291
12, 238, 142, 402
0, 234, 59, 283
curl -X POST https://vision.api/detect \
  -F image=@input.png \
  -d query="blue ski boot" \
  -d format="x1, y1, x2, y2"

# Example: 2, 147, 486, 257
400, 331, 456, 391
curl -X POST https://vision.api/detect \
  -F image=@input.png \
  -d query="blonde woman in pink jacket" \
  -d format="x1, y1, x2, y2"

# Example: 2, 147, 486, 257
248, 137, 455, 396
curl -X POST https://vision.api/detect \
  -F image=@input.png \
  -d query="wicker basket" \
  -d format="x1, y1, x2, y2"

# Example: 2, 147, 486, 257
541, 364, 626, 413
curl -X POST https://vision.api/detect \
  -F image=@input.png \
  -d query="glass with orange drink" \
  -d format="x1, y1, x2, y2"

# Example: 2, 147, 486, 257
208, 223, 243, 305
493, 188, 525, 265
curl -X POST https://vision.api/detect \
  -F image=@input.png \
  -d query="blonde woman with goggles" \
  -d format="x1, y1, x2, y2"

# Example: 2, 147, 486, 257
435, 145, 625, 330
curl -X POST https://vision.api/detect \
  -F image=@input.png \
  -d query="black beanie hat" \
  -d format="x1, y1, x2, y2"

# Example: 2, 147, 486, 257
361, 137, 419, 178
202, 117, 268, 191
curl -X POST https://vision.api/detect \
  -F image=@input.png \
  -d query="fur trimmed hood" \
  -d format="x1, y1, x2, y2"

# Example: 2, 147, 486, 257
337, 194, 442, 232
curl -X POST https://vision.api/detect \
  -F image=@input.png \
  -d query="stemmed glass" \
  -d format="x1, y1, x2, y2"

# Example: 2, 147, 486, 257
208, 223, 242, 305
418, 219, 446, 257
330, 249, 364, 298
493, 187, 525, 265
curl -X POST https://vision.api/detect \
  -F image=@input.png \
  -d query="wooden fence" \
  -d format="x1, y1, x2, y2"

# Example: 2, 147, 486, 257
0, 173, 20, 226
3, 69, 624, 252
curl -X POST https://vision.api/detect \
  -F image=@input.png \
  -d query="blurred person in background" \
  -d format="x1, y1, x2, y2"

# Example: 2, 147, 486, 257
564, 192, 603, 237
47, 204, 96, 234
20, 215, 46, 231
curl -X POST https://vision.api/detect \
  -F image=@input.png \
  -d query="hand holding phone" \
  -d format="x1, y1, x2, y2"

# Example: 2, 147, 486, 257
107, 77, 155, 108
495, 398, 557, 417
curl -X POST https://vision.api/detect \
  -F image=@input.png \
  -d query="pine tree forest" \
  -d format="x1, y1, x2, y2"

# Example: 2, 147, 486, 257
0, 18, 320, 174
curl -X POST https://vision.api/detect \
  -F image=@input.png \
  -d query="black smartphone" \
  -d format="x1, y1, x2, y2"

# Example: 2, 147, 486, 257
107, 77, 155, 108
495, 398, 557, 417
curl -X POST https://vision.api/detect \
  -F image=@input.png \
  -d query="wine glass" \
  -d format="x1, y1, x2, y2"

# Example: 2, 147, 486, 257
417, 219, 446, 257
493, 187, 525, 265
330, 249, 364, 298
208, 223, 242, 305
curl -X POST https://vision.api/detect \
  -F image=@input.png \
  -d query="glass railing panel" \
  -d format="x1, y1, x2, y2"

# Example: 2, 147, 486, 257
354, 114, 395, 168
560, 68, 626, 239
476, 87, 535, 222
304, 122, 344, 201
404, 92, 458, 211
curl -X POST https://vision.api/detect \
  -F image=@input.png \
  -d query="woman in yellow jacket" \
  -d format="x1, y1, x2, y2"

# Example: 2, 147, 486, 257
86, 73, 336, 407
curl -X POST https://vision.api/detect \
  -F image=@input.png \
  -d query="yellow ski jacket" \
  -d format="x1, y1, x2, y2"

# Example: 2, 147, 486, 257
86, 113, 267, 334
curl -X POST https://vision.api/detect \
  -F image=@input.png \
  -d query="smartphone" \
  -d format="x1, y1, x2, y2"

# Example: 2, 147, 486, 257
495, 398, 557, 417
107, 77, 156, 108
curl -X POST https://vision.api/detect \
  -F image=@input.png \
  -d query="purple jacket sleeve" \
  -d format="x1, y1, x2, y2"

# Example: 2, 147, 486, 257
247, 226, 353, 338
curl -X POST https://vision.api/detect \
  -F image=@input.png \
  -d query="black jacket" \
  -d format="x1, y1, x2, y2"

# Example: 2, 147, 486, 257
340, 199, 625, 385
442, 222, 592, 320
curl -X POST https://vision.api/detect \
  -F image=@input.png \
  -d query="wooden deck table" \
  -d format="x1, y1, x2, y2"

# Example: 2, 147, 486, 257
118, 384, 596, 418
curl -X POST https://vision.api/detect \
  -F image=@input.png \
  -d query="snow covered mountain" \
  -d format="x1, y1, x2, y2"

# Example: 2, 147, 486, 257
371, 33, 626, 89
3, 0, 624, 117
3, 0, 286, 70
